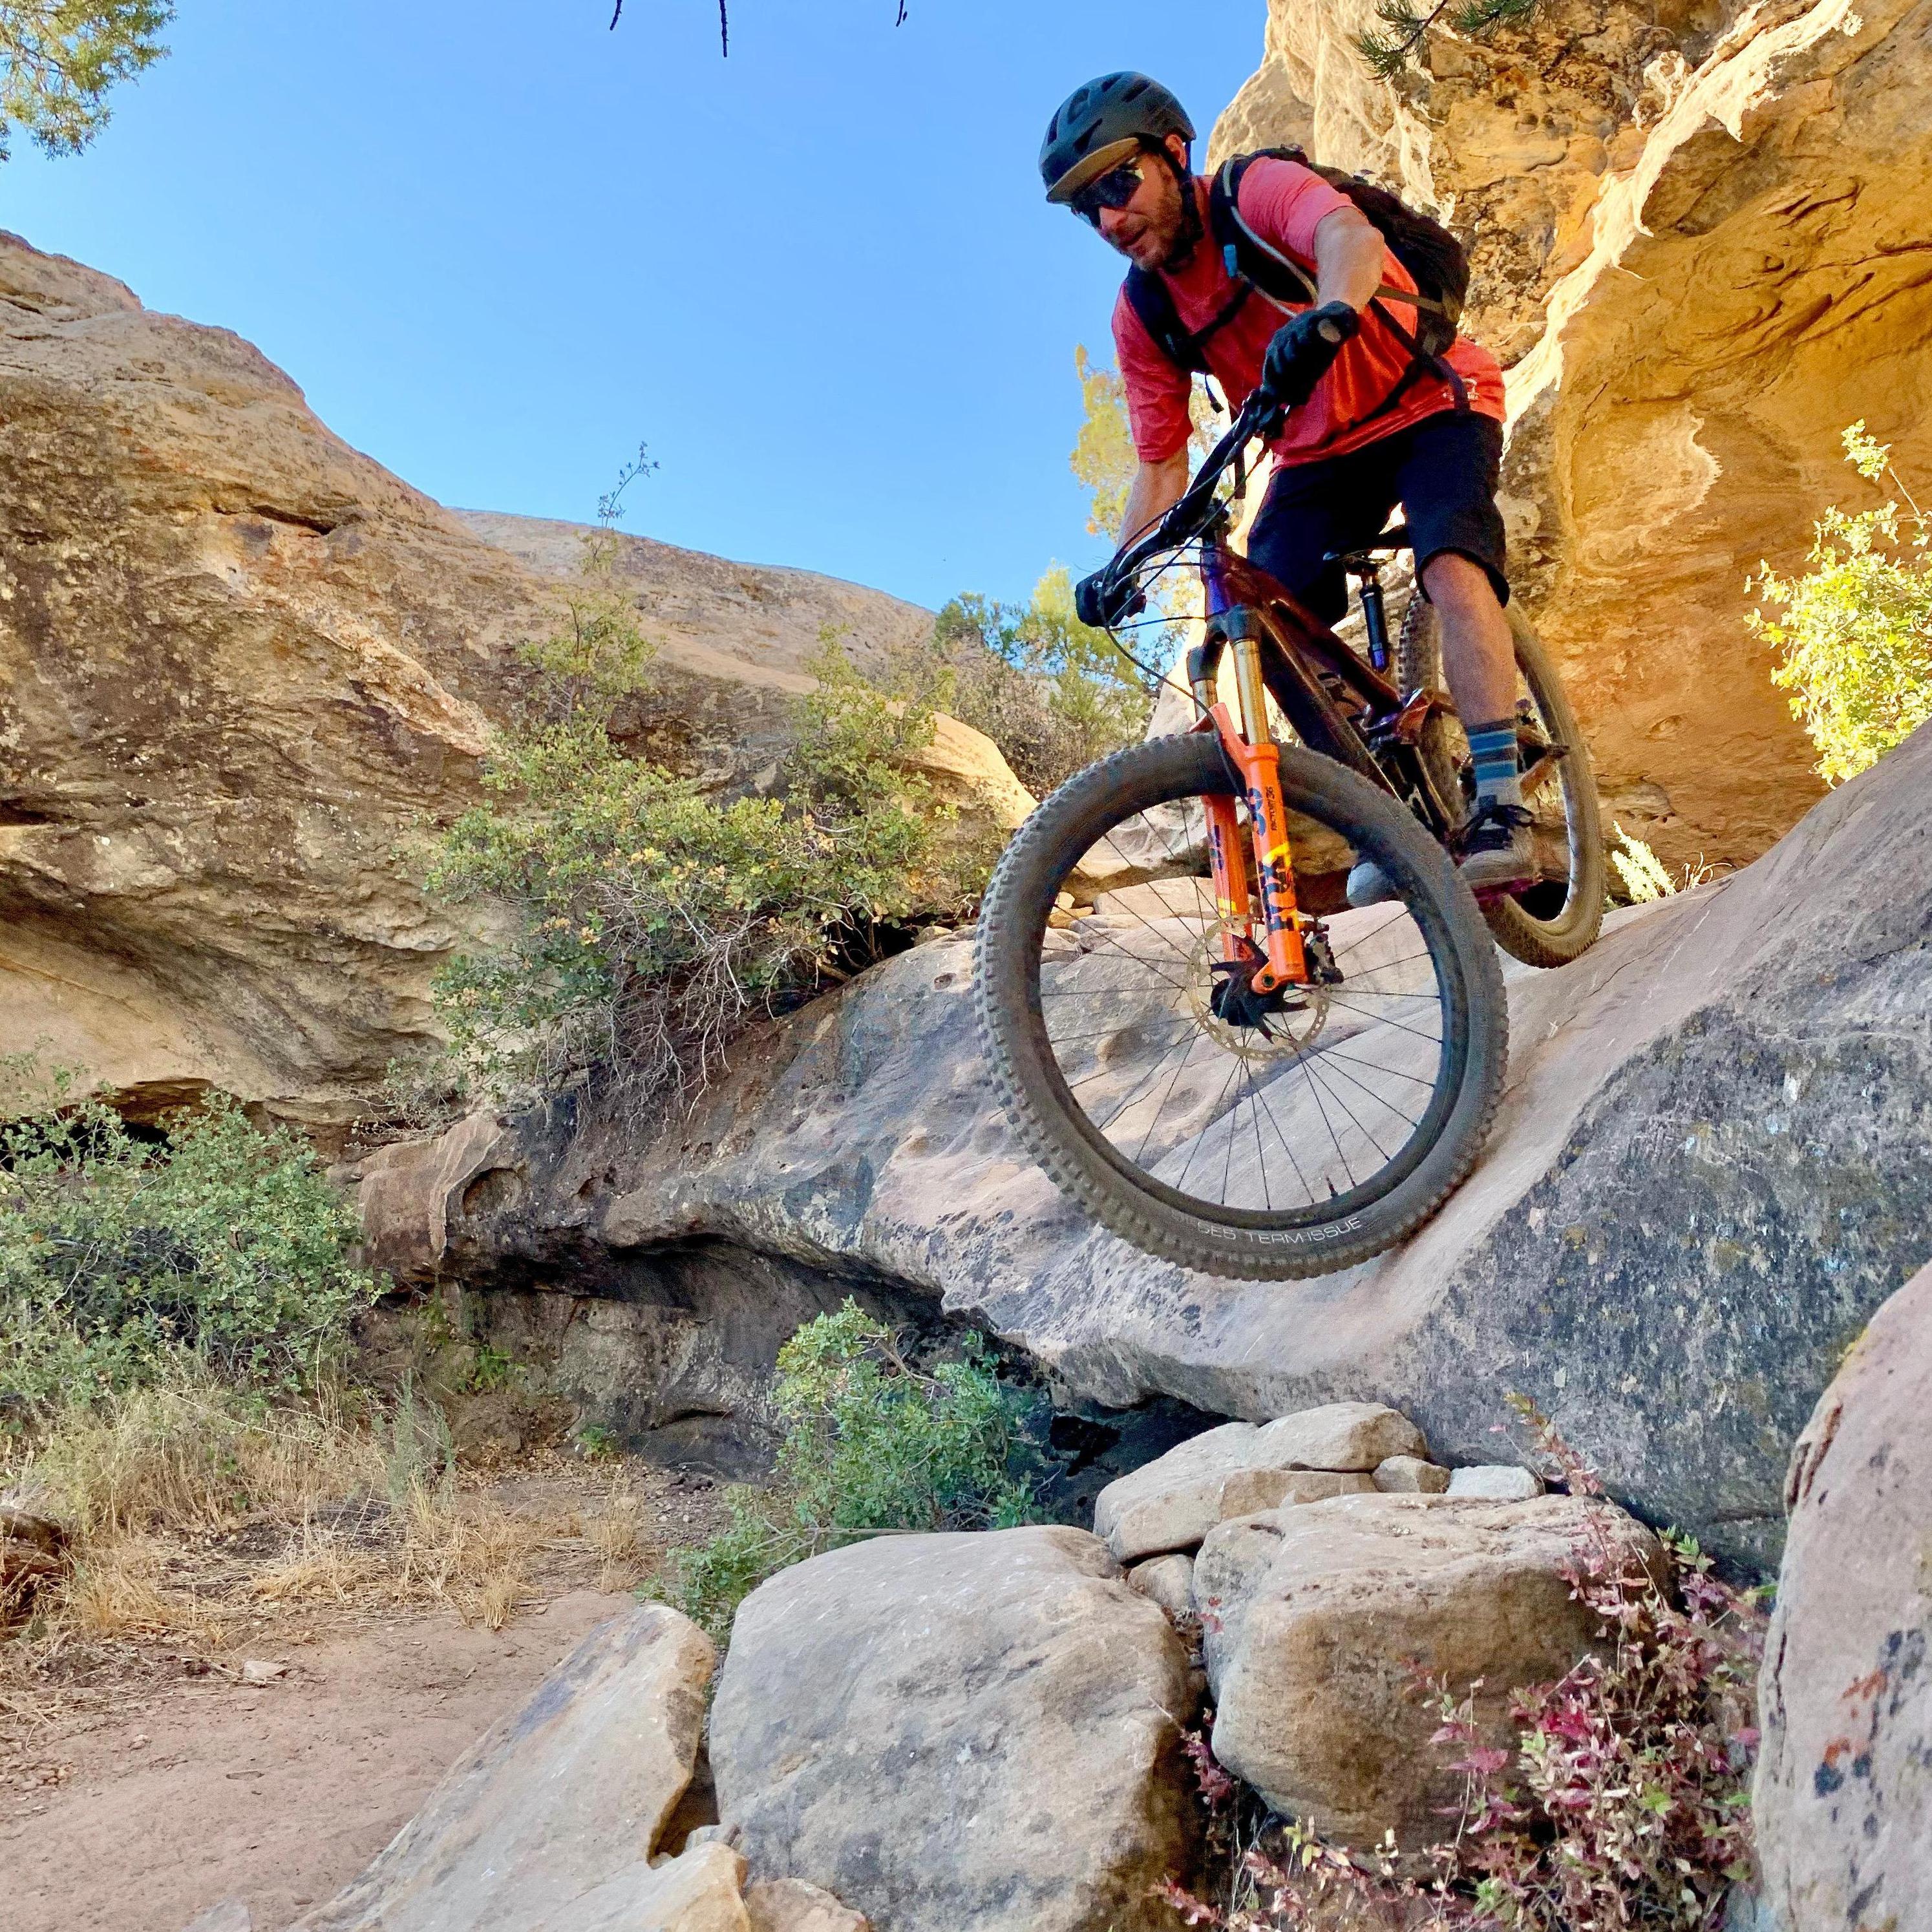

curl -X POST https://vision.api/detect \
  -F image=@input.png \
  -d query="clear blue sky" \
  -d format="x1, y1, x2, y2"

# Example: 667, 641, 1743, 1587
3, 1, 1264, 611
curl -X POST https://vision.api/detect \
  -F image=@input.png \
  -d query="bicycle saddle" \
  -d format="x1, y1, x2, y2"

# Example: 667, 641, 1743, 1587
1325, 524, 1414, 574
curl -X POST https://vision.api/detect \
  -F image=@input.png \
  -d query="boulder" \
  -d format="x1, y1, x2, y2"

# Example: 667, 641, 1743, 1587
744, 1878, 869, 1932
1373, 1457, 1449, 1495
709, 1525, 1197, 1932
0, 233, 1026, 1132
375, 718, 1932, 1571
290, 1605, 714, 1931
530, 1843, 750, 1932
1252, 1403, 1426, 1472
1216, 0, 1932, 876
1094, 1421, 1378, 1564
1755, 1257, 1932, 1932
1446, 1467, 1544, 1501
1194, 1492, 1663, 1847
1127, 1553, 1197, 1620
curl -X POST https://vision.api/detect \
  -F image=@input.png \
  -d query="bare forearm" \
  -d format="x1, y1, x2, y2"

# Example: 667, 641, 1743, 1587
1313, 207, 1384, 314
1119, 453, 1190, 547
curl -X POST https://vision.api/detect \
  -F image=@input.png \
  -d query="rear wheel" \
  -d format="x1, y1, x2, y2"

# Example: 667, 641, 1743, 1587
1398, 598, 1605, 968
973, 734, 1508, 1280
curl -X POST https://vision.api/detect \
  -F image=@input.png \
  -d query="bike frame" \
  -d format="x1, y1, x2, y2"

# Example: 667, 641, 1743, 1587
1186, 513, 1461, 992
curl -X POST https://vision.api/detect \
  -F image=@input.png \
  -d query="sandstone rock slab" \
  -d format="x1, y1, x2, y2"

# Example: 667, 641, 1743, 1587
1446, 1466, 1544, 1501
1755, 1257, 1932, 1932
1093, 1420, 1379, 1562
710, 1525, 1196, 1932
291, 1605, 713, 1931
1195, 1493, 1662, 1847
1374, 1456, 1449, 1494
367, 716, 1932, 1575
745, 1878, 869, 1932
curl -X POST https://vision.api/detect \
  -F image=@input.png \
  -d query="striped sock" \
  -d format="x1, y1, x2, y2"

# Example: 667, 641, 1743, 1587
1465, 717, 1523, 811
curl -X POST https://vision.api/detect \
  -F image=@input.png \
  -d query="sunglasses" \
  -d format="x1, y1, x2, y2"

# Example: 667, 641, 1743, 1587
1070, 154, 1150, 226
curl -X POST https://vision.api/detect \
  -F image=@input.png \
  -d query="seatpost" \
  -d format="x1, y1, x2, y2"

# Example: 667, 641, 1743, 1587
1358, 562, 1391, 672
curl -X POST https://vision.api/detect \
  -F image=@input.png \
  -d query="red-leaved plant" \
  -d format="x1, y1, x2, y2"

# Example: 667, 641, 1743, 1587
1161, 1401, 1768, 1930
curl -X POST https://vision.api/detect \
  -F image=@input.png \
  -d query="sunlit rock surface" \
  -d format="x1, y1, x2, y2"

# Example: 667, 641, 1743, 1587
1213, 0, 1932, 871
358, 721, 1932, 1573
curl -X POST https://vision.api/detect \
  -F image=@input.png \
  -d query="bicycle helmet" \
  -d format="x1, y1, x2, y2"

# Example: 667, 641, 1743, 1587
1041, 72, 1196, 204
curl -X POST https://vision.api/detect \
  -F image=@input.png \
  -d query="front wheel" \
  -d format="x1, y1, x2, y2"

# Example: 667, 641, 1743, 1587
1399, 598, 1606, 968
973, 735, 1509, 1280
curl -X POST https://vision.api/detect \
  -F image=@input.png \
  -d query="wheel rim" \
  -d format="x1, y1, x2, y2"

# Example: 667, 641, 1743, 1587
1023, 780, 1467, 1229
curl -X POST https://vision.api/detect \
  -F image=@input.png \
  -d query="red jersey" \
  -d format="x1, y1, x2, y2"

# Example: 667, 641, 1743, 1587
1112, 158, 1505, 467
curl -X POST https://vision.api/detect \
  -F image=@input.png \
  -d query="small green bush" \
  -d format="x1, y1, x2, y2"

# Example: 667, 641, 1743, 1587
655, 1301, 1044, 1643
1750, 421, 1932, 784
925, 567, 1151, 796
427, 535, 986, 1107
0, 1088, 380, 1408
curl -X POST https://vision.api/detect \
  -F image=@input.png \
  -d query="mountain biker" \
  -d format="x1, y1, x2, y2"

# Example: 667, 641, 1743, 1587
1043, 72, 1533, 899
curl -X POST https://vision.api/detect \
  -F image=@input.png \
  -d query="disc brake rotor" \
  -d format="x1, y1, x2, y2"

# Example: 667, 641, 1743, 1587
1183, 918, 1329, 1063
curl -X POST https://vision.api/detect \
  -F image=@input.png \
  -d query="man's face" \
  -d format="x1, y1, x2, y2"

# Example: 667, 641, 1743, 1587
1091, 134, 1193, 272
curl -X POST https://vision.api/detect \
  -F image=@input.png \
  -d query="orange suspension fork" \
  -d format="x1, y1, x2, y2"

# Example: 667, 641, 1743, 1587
1192, 619, 1308, 991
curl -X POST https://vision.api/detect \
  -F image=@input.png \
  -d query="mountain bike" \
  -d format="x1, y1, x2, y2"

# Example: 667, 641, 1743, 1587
973, 387, 1604, 1280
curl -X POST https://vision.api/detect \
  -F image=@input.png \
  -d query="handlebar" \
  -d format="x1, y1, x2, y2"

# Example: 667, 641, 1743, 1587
1092, 385, 1280, 622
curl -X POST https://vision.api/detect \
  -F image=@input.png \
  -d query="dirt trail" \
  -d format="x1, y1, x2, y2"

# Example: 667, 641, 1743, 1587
1, 1461, 730, 1932
5, 1589, 635, 1932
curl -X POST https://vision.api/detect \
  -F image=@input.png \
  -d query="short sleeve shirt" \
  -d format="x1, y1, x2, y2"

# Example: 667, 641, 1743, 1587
1112, 158, 1505, 467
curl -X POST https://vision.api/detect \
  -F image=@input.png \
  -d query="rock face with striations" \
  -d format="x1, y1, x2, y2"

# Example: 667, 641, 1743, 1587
1754, 1257, 1932, 1932
355, 719, 1932, 1573
0, 233, 965, 1134
1215, 0, 1932, 871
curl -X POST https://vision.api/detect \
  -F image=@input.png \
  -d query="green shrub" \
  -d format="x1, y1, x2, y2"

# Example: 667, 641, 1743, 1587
924, 567, 1152, 796
0, 1088, 380, 1408
426, 534, 986, 1107
655, 1301, 1044, 1642
1750, 421, 1932, 784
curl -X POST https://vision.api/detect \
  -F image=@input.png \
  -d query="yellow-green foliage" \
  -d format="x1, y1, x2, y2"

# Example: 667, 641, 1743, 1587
1072, 346, 1138, 539
427, 536, 979, 1105
929, 566, 1152, 796
0, 1, 171, 162
1750, 422, 1932, 784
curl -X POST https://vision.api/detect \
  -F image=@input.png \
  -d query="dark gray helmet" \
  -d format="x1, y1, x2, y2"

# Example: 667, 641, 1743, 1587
1040, 72, 1195, 204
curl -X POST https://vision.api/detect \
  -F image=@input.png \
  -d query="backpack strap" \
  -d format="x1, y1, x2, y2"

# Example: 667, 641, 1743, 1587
1123, 263, 1253, 377
1212, 152, 1469, 437
1215, 152, 1452, 324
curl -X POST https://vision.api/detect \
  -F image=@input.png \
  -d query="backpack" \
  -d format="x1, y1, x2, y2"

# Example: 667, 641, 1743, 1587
1124, 147, 1470, 403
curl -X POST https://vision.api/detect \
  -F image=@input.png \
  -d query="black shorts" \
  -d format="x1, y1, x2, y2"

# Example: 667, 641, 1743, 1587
1245, 409, 1509, 627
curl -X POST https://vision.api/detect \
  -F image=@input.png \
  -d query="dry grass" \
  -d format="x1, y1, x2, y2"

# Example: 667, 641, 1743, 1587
64, 1536, 226, 1645
586, 1485, 650, 1593
16, 1378, 388, 1542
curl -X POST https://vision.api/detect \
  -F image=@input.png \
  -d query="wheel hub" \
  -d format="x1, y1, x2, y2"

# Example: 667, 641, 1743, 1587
1185, 922, 1328, 1061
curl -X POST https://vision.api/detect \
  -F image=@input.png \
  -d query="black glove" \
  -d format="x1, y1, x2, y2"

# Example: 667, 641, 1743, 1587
1258, 301, 1362, 413
1075, 568, 1145, 630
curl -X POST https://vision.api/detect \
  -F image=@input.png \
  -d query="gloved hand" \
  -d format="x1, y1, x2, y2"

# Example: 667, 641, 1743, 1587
1075, 568, 1145, 630
1258, 300, 1362, 414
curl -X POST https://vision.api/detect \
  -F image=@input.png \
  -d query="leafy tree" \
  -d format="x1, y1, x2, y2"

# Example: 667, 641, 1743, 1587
0, 1, 171, 162
1748, 421, 1932, 784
